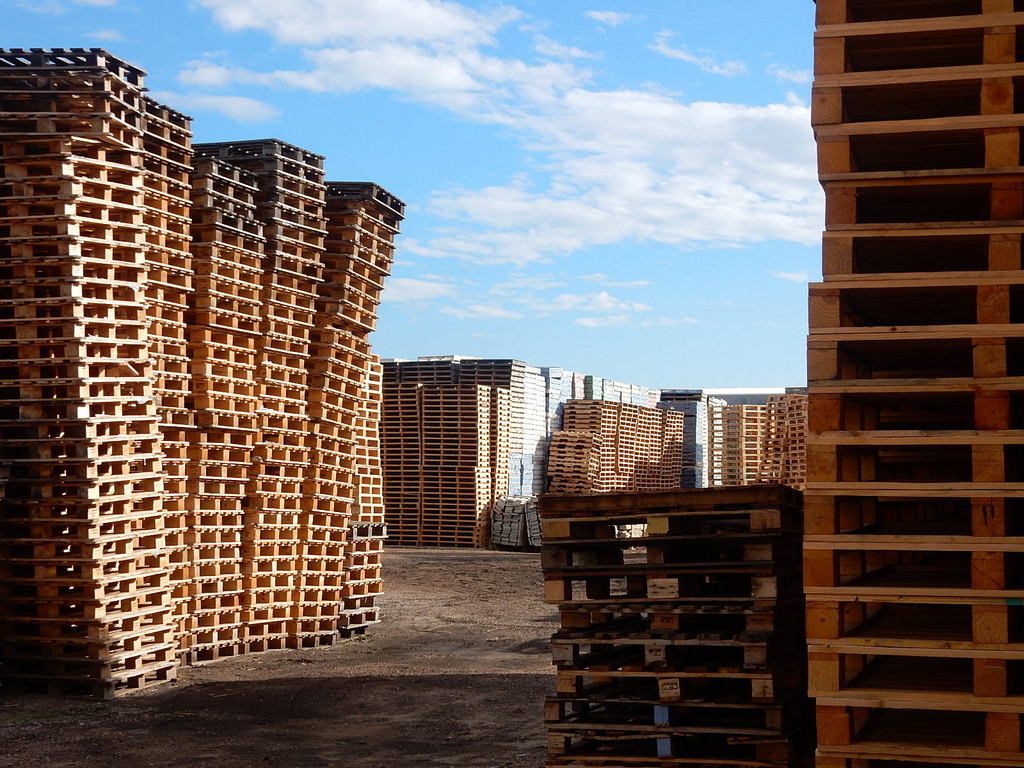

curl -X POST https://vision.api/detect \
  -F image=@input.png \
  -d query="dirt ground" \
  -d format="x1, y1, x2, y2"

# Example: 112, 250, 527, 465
0, 547, 560, 768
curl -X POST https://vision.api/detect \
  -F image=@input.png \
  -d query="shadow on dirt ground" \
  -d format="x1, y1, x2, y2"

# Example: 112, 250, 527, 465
1, 548, 558, 768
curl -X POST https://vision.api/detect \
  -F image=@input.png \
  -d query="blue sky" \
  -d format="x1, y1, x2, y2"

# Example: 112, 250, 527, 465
5, 0, 822, 389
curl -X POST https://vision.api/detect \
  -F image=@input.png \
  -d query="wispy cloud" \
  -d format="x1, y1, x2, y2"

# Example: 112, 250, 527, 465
85, 29, 123, 41
195, 0, 519, 47
15, 0, 66, 13
543, 291, 650, 314
574, 314, 701, 328
534, 35, 595, 60
442, 304, 523, 319
768, 63, 811, 85
772, 269, 813, 283
17, 0, 116, 10
491, 274, 565, 295
187, 0, 821, 271
574, 314, 632, 327
149, 91, 280, 122
382, 277, 457, 302
582, 273, 652, 288
584, 11, 634, 27
650, 31, 747, 77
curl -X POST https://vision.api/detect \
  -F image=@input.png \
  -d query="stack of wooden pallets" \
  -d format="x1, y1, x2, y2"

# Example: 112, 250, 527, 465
757, 394, 808, 491
658, 392, 709, 489
540, 486, 812, 768
183, 156, 264, 661
808, 3, 1024, 765
141, 97, 195, 593
0, 49, 403, 695
319, 183, 402, 632
0, 48, 178, 696
709, 403, 767, 487
194, 139, 329, 653
546, 400, 688, 493
381, 381, 510, 547
546, 431, 603, 494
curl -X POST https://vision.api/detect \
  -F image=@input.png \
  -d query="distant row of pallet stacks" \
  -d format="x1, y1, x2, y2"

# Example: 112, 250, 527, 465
540, 485, 813, 768
705, 395, 810, 491
381, 381, 510, 548
0, 48, 404, 696
660, 389, 808, 491
758, 394, 808, 491
547, 400, 688, 494
658, 390, 719, 488
809, 2, 1024, 766
380, 357, 663, 547
709, 402, 768, 487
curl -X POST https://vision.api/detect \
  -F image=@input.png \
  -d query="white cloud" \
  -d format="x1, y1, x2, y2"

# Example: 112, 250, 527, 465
442, 304, 523, 319
415, 92, 821, 264
768, 63, 812, 85
581, 273, 651, 288
188, 0, 822, 270
194, 0, 519, 47
179, 61, 236, 89
574, 314, 632, 328
656, 317, 701, 326
149, 91, 280, 122
15, 0, 65, 12
491, 274, 565, 295
650, 31, 747, 77
772, 269, 813, 282
16, 0, 116, 9
382, 277, 457, 302
544, 291, 649, 314
180, 43, 584, 115
85, 29, 123, 41
608, 279, 652, 288
584, 11, 633, 27
534, 35, 595, 60
574, 314, 699, 328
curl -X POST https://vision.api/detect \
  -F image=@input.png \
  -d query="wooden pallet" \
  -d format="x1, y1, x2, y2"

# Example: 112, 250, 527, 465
541, 486, 811, 766
808, 3, 1024, 764
0, 54, 405, 692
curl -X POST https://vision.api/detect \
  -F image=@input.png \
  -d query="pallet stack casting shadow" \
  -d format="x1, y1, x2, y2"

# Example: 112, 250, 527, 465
0, 48, 404, 696
808, 2, 1024, 765
540, 486, 813, 768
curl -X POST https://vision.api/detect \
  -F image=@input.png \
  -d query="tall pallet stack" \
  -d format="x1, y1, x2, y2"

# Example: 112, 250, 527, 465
381, 381, 510, 546
184, 156, 265, 660
758, 394, 808, 491
659, 390, 724, 489
320, 183, 402, 632
0, 48, 178, 696
141, 97, 195, 658
709, 403, 768, 487
547, 400, 688, 493
808, 2, 1024, 765
0, 49, 403, 694
194, 139, 328, 653
540, 486, 812, 768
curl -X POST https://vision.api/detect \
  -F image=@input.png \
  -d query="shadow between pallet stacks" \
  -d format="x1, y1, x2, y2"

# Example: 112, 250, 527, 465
0, 673, 552, 768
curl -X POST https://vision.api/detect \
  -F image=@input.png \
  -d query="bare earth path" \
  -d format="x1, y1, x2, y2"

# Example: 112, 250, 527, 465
0, 547, 558, 768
